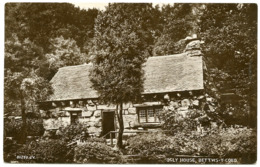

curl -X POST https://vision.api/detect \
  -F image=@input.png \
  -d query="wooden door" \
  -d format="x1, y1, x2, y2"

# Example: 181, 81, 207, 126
102, 111, 115, 138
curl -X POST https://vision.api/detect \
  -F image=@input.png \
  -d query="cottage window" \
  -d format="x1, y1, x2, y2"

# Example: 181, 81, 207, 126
137, 106, 162, 123
139, 110, 146, 122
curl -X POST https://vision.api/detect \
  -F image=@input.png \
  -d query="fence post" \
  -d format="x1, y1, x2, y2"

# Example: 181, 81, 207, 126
110, 132, 113, 146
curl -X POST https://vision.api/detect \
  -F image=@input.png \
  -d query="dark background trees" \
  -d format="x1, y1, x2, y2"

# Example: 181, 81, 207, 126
4, 3, 98, 143
199, 4, 257, 127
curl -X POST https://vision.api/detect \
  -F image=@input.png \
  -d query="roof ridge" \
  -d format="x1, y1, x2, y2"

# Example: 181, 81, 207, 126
148, 53, 186, 59
59, 63, 91, 70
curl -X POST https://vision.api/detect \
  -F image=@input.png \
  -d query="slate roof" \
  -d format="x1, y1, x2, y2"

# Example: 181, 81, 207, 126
143, 53, 203, 94
49, 64, 99, 101
49, 53, 203, 101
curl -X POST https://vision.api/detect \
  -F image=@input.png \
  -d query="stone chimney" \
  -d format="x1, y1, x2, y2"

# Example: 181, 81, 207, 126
184, 34, 203, 57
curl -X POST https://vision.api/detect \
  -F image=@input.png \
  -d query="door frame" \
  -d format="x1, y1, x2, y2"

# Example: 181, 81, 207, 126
101, 110, 116, 138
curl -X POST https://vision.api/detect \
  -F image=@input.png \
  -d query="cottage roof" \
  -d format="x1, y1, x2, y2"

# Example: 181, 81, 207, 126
143, 53, 203, 94
49, 64, 99, 101
49, 53, 203, 101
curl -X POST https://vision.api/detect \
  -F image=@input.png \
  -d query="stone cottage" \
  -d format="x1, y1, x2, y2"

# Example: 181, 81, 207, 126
40, 35, 209, 137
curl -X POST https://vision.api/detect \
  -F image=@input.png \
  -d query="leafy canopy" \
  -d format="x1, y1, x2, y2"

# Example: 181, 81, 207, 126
90, 3, 150, 104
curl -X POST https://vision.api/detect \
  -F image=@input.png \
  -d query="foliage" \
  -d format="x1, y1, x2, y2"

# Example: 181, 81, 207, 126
4, 118, 45, 139
86, 137, 106, 143
45, 36, 88, 72
127, 132, 175, 162
171, 127, 257, 157
89, 3, 152, 148
4, 138, 22, 162
221, 102, 251, 126
74, 140, 126, 163
153, 4, 200, 55
5, 3, 98, 52
200, 4, 257, 100
127, 127, 256, 163
160, 107, 222, 134
4, 35, 50, 109
15, 139, 72, 163
60, 123, 89, 143
5, 33, 52, 143
90, 3, 153, 104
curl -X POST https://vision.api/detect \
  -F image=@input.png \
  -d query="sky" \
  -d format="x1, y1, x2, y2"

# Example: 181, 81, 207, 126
72, 3, 108, 10
72, 2, 175, 10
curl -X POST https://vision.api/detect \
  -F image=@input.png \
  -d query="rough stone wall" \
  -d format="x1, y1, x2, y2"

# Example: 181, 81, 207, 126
43, 117, 70, 129
41, 103, 139, 137
41, 92, 215, 137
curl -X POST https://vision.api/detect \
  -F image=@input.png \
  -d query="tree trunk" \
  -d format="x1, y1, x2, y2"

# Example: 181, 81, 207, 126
116, 102, 124, 149
19, 95, 27, 144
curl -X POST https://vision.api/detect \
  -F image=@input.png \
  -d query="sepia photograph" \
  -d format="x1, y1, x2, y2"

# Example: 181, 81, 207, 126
3, 1, 257, 164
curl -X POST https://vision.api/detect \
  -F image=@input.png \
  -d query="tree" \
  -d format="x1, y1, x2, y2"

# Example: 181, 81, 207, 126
200, 4, 257, 97
199, 4, 257, 126
153, 4, 201, 56
89, 3, 148, 148
5, 3, 99, 53
45, 36, 88, 77
4, 34, 52, 143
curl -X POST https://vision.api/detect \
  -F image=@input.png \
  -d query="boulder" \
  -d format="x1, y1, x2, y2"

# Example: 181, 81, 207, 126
181, 99, 190, 107
170, 101, 179, 108
82, 110, 94, 117
90, 115, 100, 122
185, 40, 201, 51
94, 110, 101, 118
128, 107, 136, 115
87, 105, 96, 111
123, 115, 136, 128
97, 104, 116, 110
193, 100, 199, 106
94, 119, 102, 127
88, 127, 102, 134
87, 121, 96, 127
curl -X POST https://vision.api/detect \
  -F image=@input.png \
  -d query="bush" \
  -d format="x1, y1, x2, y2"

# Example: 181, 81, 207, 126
16, 139, 72, 163
4, 138, 23, 162
127, 132, 177, 163
60, 123, 89, 143
221, 102, 251, 126
126, 127, 256, 163
160, 108, 223, 135
4, 118, 45, 140
74, 138, 126, 164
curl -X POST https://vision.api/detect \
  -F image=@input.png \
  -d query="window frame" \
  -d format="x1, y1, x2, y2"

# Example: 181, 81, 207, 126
137, 105, 163, 123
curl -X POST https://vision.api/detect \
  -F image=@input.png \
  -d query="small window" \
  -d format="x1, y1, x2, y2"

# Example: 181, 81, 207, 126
137, 106, 162, 123
139, 110, 146, 122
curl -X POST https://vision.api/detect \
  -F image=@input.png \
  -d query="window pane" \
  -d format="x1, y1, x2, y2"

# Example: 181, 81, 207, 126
139, 110, 146, 123
154, 108, 162, 122
147, 109, 154, 122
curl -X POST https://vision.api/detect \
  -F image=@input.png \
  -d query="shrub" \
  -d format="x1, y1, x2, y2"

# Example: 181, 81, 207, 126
127, 132, 178, 163
221, 102, 251, 126
4, 138, 23, 163
160, 108, 223, 135
74, 138, 126, 164
86, 137, 106, 143
60, 123, 89, 143
4, 118, 45, 140
167, 127, 256, 157
16, 139, 72, 163
126, 127, 256, 163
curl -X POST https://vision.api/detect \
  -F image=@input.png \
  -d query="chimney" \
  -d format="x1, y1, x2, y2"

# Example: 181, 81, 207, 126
184, 34, 203, 57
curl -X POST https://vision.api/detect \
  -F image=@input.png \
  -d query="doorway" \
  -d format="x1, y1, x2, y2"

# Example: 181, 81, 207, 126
102, 110, 115, 138
70, 111, 80, 124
